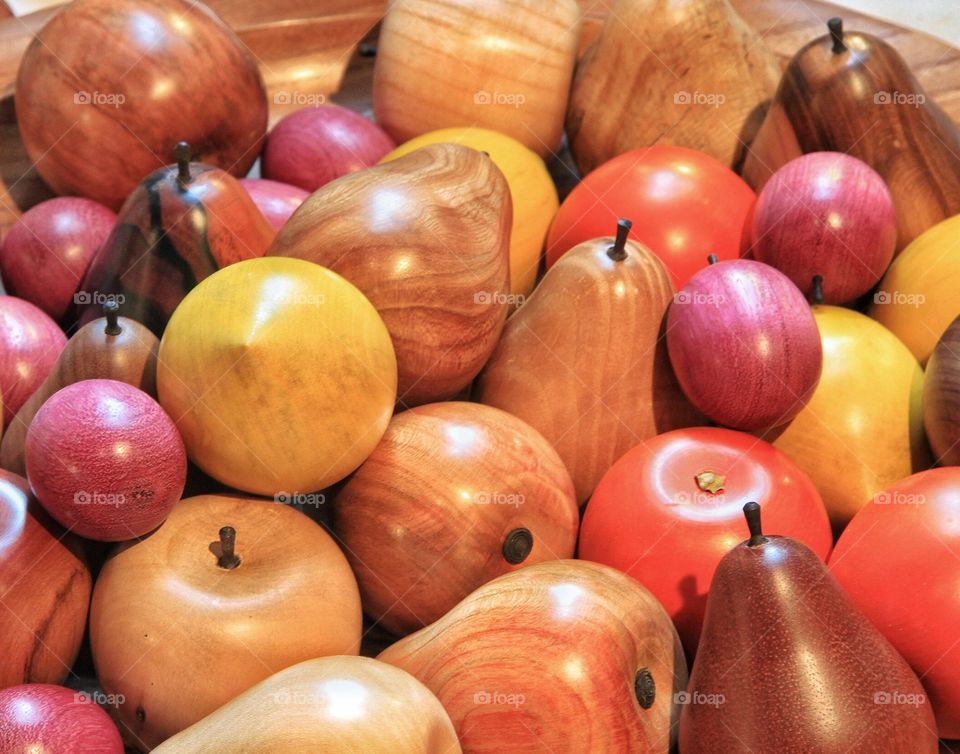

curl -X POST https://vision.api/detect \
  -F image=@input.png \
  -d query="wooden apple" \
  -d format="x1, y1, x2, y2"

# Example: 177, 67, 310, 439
0, 470, 90, 689
333, 401, 578, 635
268, 144, 509, 406
373, 0, 580, 157
15, 0, 267, 210
262, 105, 395, 192
0, 197, 116, 322
381, 127, 558, 299
25, 379, 186, 542
157, 257, 397, 496
239, 178, 309, 231
1, 303, 158, 476
90, 494, 362, 749
153, 657, 460, 753
0, 296, 66, 429
0, 684, 123, 753
924, 315, 960, 466
379, 560, 687, 753
762, 304, 929, 532
870, 213, 960, 365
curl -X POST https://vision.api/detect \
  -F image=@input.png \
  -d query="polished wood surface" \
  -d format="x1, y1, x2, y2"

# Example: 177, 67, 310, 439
90, 494, 362, 751
924, 315, 960, 467
568, 0, 779, 175
333, 401, 578, 635
153, 656, 462, 753
1, 309, 159, 476
379, 560, 687, 754
157, 258, 397, 497
269, 143, 510, 407
476, 231, 700, 502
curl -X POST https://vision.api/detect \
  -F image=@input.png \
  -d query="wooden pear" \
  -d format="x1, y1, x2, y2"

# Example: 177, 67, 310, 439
269, 143, 511, 406
379, 560, 687, 754
679, 503, 938, 753
924, 315, 960, 466
77, 142, 275, 335
742, 18, 960, 250
475, 221, 700, 502
152, 657, 461, 753
567, 0, 780, 174
1, 302, 158, 476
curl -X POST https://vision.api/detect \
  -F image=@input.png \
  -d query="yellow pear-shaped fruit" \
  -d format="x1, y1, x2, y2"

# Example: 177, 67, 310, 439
870, 214, 960, 365
152, 656, 461, 754
157, 258, 397, 496
382, 128, 558, 299
761, 306, 929, 532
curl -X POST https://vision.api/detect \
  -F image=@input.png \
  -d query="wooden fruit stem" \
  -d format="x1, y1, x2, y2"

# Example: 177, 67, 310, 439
606, 218, 632, 262
634, 668, 656, 709
828, 17, 846, 53
175, 141, 193, 188
102, 300, 121, 336
743, 502, 768, 547
218, 526, 240, 569
502, 528, 533, 564
811, 275, 825, 306
707, 254, 718, 265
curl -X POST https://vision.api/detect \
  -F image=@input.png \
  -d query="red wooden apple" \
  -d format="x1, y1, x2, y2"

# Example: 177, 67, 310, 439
261, 105, 395, 192
0, 198, 116, 322
666, 259, 823, 430
579, 426, 832, 657
750, 152, 896, 304
238, 178, 309, 230
0, 684, 123, 753
25, 379, 186, 541
0, 296, 66, 429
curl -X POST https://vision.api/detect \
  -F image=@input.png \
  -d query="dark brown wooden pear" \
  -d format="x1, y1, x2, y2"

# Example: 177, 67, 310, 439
679, 502, 938, 753
742, 18, 960, 250
924, 314, 960, 466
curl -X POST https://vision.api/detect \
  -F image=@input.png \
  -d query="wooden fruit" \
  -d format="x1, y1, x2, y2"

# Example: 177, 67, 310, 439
77, 143, 275, 336
761, 303, 929, 532
476, 222, 700, 502
373, 0, 580, 157
681, 503, 938, 752
379, 560, 687, 753
1, 303, 159, 476
25, 379, 186, 542
0, 684, 123, 753
0, 469, 91, 689
269, 143, 509, 406
567, 0, 780, 175
742, 18, 960, 251
869, 213, 960, 365
925, 315, 960, 466
90, 494, 362, 750
157, 257, 396, 496
382, 127, 558, 299
333, 401, 578, 635
15, 0, 268, 210
153, 657, 461, 753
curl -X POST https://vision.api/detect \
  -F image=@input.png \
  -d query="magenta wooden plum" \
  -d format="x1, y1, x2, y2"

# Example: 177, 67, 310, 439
25, 379, 186, 541
750, 152, 897, 304
261, 105, 395, 191
0, 297, 66, 429
239, 178, 309, 231
666, 259, 822, 430
0, 198, 116, 322
0, 684, 123, 753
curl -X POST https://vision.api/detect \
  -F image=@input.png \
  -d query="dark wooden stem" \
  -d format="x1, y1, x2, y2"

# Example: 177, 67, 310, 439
707, 254, 719, 265
811, 275, 825, 306
502, 528, 533, 564
102, 300, 121, 336
175, 141, 192, 188
607, 218, 632, 261
828, 17, 846, 53
217, 526, 241, 569
743, 502, 768, 547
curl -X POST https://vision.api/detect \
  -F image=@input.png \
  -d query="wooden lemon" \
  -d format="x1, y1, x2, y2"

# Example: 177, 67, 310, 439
157, 258, 396, 496
382, 127, 558, 298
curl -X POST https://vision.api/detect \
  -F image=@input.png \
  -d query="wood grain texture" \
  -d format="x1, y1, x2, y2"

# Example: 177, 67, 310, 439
373, 0, 580, 157
1, 311, 159, 476
0, 470, 91, 690
476, 233, 700, 503
568, 0, 780, 175
269, 143, 510, 407
90, 494, 362, 751
153, 656, 462, 753
379, 560, 688, 754
924, 315, 960, 466
333, 401, 578, 636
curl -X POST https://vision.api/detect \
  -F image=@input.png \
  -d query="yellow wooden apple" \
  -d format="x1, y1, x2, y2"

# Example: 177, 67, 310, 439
761, 306, 929, 532
870, 214, 960, 365
157, 258, 396, 496
382, 128, 557, 299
